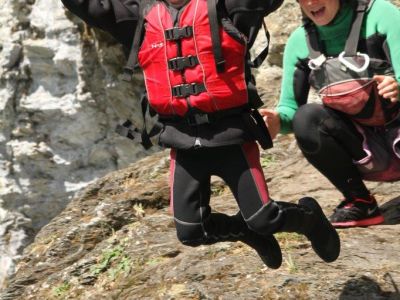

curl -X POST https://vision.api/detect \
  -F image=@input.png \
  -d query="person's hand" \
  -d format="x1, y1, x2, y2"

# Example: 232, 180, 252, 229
373, 75, 399, 103
259, 108, 281, 140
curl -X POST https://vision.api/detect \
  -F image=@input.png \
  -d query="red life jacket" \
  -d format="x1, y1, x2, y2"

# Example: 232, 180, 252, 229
137, 0, 248, 117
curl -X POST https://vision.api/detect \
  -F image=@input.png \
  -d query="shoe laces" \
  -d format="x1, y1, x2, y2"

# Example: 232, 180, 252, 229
336, 198, 353, 210
336, 195, 376, 210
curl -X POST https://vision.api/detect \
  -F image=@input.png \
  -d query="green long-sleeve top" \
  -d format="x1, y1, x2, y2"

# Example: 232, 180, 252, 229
277, 0, 400, 134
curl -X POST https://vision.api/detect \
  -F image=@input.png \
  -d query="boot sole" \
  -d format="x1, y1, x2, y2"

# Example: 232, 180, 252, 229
298, 197, 341, 263
332, 215, 384, 228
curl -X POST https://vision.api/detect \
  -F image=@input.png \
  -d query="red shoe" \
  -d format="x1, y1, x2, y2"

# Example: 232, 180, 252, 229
329, 195, 384, 228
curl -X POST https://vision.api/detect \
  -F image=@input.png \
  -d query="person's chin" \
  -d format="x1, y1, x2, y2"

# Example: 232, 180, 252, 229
313, 19, 330, 26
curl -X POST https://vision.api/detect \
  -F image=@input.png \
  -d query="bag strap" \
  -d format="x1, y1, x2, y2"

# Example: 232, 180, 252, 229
304, 18, 322, 60
343, 0, 370, 57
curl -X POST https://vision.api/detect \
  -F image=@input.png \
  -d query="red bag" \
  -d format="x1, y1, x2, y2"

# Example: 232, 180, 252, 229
319, 78, 399, 126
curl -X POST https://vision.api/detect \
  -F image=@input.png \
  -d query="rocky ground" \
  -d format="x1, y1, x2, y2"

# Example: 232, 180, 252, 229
1, 134, 399, 300
1, 0, 400, 298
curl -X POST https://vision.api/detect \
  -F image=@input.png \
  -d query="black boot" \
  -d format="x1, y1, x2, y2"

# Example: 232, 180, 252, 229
276, 197, 340, 263
232, 212, 282, 269
204, 213, 282, 269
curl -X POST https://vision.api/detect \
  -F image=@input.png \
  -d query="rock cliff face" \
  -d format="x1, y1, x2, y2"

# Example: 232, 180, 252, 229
1, 0, 400, 296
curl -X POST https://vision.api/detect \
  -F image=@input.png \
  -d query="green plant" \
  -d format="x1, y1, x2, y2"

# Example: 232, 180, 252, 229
91, 245, 124, 275
53, 282, 71, 297
91, 245, 133, 280
211, 182, 227, 196
109, 256, 132, 280
260, 153, 275, 168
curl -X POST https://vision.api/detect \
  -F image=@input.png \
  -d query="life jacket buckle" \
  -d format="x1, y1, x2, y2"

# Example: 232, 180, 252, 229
168, 55, 199, 71
171, 83, 206, 98
164, 26, 193, 41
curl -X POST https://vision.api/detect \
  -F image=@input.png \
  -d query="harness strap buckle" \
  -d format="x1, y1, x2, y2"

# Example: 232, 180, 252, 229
171, 83, 206, 98
308, 54, 327, 70
168, 55, 199, 71
164, 26, 193, 41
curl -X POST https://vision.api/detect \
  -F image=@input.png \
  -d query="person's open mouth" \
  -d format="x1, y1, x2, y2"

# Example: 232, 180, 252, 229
311, 7, 326, 18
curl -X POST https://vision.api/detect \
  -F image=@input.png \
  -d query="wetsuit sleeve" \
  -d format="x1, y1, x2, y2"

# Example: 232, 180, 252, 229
367, 0, 400, 83
276, 27, 310, 134
60, 0, 139, 48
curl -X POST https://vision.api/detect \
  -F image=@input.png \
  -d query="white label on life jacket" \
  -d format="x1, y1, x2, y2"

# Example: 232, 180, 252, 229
151, 42, 164, 49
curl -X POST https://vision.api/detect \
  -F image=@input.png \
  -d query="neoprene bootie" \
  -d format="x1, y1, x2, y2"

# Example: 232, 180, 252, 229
204, 212, 283, 269
276, 197, 340, 263
232, 212, 282, 269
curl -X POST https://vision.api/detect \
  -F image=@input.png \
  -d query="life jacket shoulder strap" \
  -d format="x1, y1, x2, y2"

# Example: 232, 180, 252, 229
207, 0, 225, 72
122, 0, 158, 81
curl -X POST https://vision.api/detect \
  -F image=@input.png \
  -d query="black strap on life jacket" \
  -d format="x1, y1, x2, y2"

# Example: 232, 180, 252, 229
158, 105, 250, 126
207, 0, 272, 71
207, 0, 225, 73
115, 120, 143, 141
122, 0, 157, 81
115, 92, 162, 149
248, 21, 270, 68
